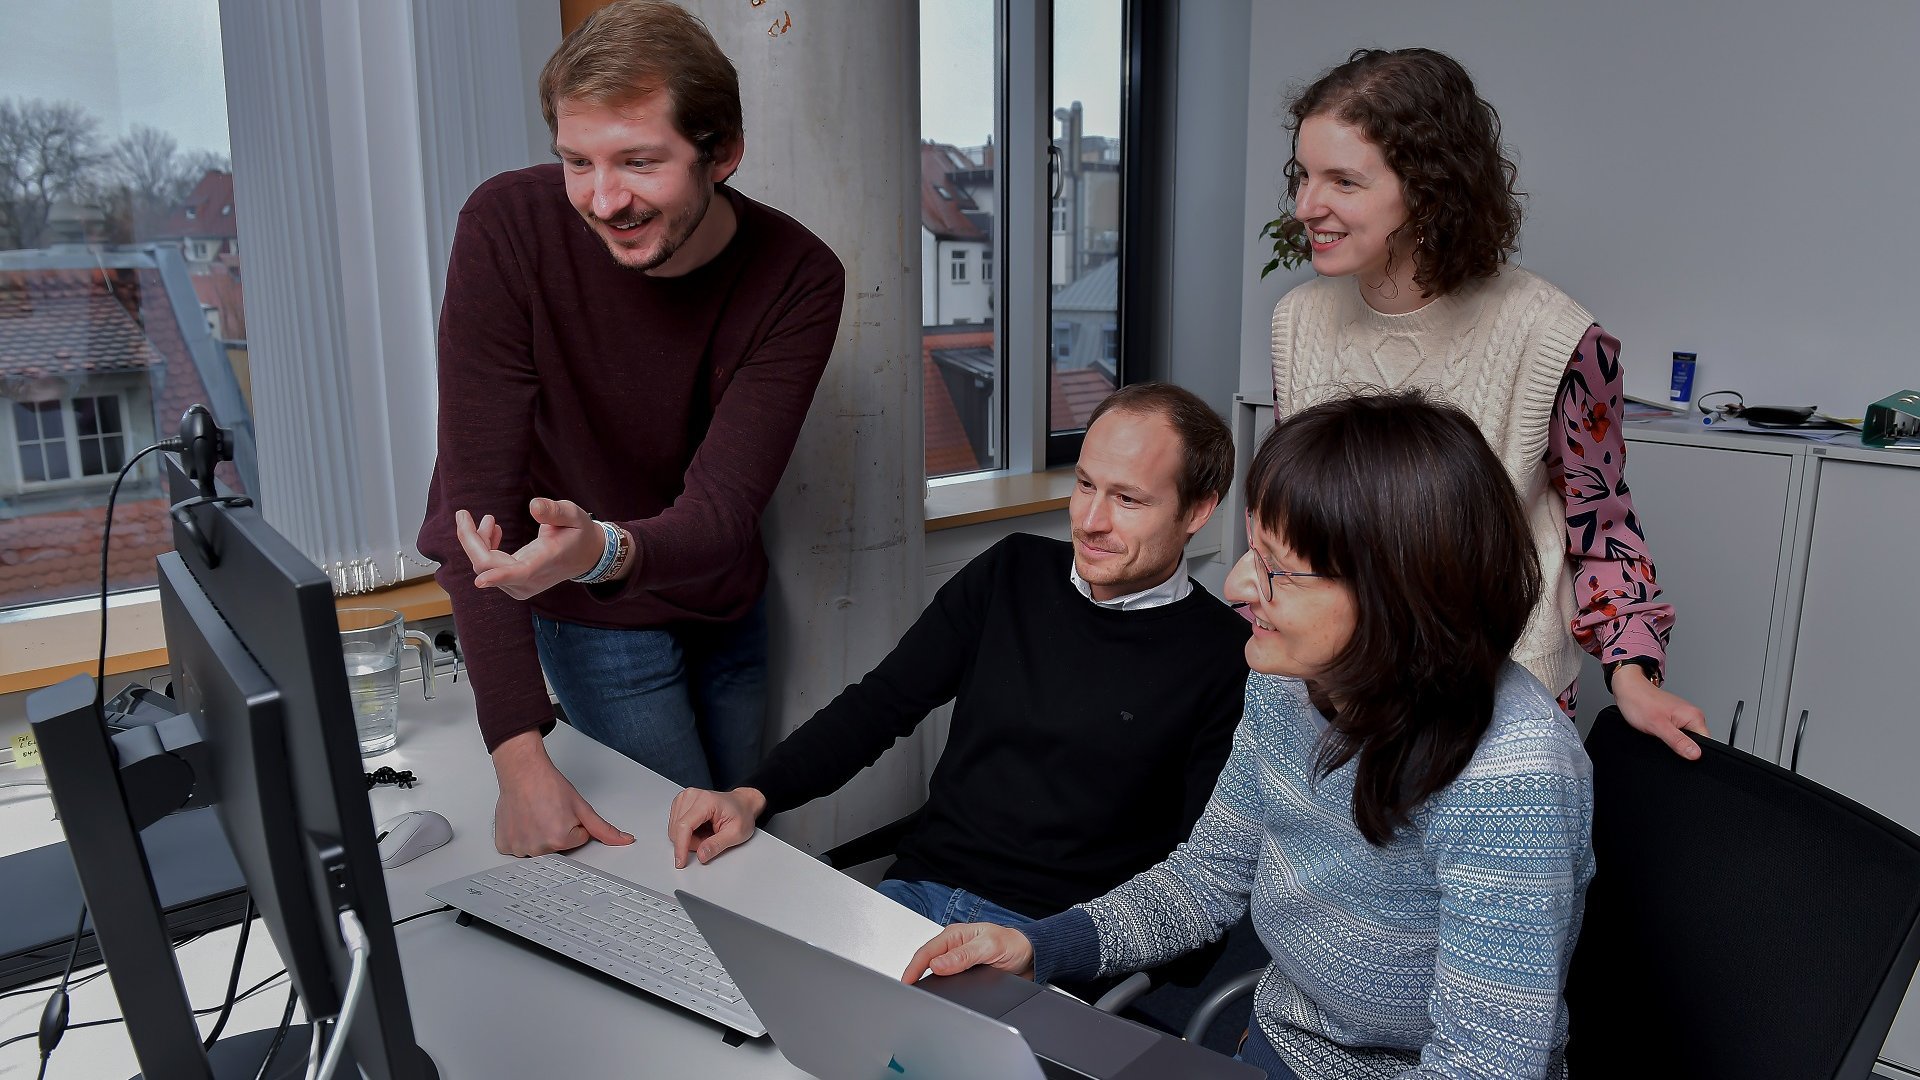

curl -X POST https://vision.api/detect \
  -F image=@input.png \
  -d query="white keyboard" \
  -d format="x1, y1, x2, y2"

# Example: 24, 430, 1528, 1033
427, 854, 765, 1037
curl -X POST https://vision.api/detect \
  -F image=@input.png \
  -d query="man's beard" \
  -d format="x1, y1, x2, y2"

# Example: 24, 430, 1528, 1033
589, 185, 710, 273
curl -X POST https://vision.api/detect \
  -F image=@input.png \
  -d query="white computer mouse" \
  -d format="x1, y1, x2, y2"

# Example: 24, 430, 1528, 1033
376, 810, 453, 869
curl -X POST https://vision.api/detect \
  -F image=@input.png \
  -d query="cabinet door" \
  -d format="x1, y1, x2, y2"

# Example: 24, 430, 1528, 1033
1575, 440, 1794, 752
1783, 458, 1920, 1072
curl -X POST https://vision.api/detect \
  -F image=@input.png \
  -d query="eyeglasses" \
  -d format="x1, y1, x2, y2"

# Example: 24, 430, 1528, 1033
1243, 511, 1337, 603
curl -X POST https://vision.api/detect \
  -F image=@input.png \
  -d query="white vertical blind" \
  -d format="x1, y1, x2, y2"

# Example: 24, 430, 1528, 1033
216, 0, 550, 593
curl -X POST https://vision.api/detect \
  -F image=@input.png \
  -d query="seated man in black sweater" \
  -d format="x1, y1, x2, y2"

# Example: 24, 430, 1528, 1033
666, 383, 1251, 929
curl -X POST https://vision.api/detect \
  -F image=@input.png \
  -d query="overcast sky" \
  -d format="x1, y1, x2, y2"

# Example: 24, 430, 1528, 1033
920, 0, 1124, 149
0, 0, 231, 158
1, 0, 1117, 163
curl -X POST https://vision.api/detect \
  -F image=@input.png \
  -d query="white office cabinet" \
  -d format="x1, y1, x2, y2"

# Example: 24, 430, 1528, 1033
1787, 457, 1920, 821
1574, 436, 1799, 753
1776, 456, 1920, 1075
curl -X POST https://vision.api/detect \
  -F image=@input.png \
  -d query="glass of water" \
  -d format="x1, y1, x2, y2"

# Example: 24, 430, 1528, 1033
336, 607, 435, 756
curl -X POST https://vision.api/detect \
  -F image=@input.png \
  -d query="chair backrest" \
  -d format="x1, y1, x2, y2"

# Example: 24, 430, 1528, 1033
1565, 708, 1920, 1079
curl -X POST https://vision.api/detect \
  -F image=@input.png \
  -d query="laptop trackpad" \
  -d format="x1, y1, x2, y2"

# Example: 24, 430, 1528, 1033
1003, 991, 1158, 1078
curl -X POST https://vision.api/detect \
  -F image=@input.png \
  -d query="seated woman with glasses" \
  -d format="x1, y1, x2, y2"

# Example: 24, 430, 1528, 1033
904, 391, 1596, 1080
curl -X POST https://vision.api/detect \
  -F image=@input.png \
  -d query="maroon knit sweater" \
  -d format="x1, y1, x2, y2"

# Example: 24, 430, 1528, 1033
417, 166, 844, 751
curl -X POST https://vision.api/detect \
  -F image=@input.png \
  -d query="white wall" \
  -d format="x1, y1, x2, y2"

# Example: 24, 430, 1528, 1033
1162, 0, 1252, 421
1236, 1, 1920, 414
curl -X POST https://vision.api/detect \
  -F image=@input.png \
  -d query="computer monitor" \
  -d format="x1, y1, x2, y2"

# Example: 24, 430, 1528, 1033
156, 454, 437, 1078
29, 453, 437, 1079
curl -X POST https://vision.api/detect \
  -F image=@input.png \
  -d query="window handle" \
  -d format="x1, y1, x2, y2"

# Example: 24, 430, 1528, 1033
1048, 144, 1063, 202
1726, 700, 1743, 747
1790, 709, 1810, 773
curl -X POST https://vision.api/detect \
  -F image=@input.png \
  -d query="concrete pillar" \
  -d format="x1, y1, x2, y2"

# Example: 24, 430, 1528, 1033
692, 2, 926, 854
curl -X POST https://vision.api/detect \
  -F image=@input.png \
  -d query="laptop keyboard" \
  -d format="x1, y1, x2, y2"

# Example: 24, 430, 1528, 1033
428, 854, 765, 1037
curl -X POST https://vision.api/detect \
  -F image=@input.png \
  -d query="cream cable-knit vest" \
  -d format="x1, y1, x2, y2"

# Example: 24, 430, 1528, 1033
1269, 266, 1593, 695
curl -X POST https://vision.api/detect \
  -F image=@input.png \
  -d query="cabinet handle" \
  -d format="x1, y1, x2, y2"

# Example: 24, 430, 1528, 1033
1727, 700, 1743, 747
1790, 709, 1810, 773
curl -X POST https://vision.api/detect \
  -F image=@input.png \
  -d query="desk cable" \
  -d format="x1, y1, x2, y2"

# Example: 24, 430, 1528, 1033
307, 908, 370, 1080
200, 896, 258, 1051
33, 435, 181, 1080
1, 905, 454, 1068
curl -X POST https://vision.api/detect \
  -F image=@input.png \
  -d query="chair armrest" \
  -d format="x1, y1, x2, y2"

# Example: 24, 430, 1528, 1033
1091, 971, 1152, 1014
821, 806, 925, 869
1181, 968, 1263, 1042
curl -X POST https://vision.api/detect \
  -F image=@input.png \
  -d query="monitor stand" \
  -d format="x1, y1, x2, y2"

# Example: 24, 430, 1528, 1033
181, 1025, 340, 1080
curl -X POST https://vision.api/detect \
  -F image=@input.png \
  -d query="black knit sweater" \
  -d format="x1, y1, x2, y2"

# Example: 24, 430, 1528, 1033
746, 533, 1251, 917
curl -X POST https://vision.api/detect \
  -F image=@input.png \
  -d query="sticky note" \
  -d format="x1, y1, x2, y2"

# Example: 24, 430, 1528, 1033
10, 732, 40, 769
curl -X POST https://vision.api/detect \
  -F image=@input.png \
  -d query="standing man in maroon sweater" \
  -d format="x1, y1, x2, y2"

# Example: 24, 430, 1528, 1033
416, 0, 845, 857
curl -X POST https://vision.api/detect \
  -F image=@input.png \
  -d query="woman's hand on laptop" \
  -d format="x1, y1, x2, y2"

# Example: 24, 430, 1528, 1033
902, 923, 1035, 984
668, 786, 767, 868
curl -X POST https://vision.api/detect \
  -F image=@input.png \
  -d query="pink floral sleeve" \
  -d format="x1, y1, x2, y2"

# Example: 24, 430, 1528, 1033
1548, 324, 1674, 689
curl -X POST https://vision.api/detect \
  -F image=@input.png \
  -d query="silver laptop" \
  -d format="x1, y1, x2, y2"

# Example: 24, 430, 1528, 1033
677, 890, 1045, 1079
679, 891, 1260, 1080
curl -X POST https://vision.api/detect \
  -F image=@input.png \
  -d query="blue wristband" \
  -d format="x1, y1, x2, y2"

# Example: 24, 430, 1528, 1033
570, 520, 620, 583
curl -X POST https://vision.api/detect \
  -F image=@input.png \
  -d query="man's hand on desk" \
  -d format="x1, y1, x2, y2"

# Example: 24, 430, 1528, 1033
667, 786, 767, 868
491, 729, 635, 856
455, 498, 617, 601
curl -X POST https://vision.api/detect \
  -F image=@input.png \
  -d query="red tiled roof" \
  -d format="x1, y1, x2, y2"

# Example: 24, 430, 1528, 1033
922, 327, 991, 475
920, 143, 984, 242
0, 498, 176, 603
0, 270, 165, 380
1049, 367, 1115, 432
0, 262, 230, 609
923, 355, 979, 475
190, 270, 247, 340
158, 171, 237, 240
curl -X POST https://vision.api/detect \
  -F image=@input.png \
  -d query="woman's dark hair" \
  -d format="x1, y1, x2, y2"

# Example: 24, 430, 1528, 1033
1245, 391, 1542, 845
1275, 47, 1523, 300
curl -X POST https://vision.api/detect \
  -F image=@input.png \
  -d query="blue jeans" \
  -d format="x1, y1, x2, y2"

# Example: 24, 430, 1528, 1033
875, 879, 1036, 929
533, 600, 767, 790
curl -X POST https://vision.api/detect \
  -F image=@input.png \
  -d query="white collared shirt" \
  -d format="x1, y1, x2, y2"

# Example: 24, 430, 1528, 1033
1068, 560, 1192, 611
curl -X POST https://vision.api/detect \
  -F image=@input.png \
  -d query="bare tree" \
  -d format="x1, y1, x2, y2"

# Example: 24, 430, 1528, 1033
107, 124, 217, 240
0, 98, 104, 249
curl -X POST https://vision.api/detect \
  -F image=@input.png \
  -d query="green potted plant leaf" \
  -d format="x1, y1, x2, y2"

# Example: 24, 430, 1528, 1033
1257, 215, 1311, 279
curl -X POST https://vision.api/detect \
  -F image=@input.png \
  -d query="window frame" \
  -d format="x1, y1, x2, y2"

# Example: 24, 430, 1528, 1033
951, 0, 1167, 480
1039, 0, 1167, 469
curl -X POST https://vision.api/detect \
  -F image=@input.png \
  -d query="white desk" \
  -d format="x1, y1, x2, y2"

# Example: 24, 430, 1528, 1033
0, 681, 941, 1078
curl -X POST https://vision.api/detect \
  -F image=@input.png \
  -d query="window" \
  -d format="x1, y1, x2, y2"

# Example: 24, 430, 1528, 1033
1047, 0, 1124, 445
10, 392, 135, 486
920, 0, 1002, 478
919, 0, 1160, 479
0, 0, 251, 610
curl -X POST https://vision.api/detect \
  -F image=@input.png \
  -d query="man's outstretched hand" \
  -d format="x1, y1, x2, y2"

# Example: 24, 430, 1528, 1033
455, 498, 609, 600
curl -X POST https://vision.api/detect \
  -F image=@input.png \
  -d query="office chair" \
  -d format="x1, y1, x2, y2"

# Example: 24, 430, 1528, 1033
822, 806, 1228, 1014
1565, 706, 1920, 1078
1172, 707, 1920, 1078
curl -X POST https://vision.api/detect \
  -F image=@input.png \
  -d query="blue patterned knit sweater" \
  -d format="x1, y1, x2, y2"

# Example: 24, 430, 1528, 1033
1025, 666, 1594, 1079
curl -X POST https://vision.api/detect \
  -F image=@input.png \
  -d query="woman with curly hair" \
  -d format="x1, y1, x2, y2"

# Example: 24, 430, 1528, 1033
1268, 47, 1706, 756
